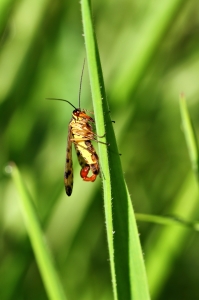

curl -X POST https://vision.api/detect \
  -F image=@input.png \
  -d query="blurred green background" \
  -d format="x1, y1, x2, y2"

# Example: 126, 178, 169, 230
1, 0, 199, 299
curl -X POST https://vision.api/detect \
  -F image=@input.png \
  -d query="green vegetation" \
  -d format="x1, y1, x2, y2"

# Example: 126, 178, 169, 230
1, 0, 199, 299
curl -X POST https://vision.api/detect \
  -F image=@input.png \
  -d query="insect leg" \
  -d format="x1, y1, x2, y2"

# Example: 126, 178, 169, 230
71, 137, 109, 146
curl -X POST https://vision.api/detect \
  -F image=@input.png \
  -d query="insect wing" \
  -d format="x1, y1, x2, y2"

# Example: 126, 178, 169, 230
64, 125, 73, 196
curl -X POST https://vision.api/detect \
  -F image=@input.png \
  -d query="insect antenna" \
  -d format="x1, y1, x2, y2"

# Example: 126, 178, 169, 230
78, 59, 86, 110
46, 98, 77, 110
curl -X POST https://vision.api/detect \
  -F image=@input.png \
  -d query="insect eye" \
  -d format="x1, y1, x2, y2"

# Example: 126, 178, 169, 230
73, 109, 80, 116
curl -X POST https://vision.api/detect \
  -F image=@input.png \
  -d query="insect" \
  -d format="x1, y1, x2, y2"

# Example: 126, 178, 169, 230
47, 62, 106, 196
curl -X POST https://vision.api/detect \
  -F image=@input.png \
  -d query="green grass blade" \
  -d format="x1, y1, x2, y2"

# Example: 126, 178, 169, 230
111, 0, 186, 103
7, 163, 66, 300
136, 213, 199, 231
81, 1, 150, 299
146, 172, 198, 299
179, 93, 199, 180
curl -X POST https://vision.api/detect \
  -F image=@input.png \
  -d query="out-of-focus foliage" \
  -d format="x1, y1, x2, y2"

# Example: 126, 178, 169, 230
0, 0, 199, 299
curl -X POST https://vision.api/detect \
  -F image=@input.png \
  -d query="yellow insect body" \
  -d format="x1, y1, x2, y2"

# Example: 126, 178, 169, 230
75, 140, 98, 168
64, 109, 100, 196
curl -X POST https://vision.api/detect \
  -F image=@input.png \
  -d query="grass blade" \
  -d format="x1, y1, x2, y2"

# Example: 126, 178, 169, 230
81, 1, 150, 299
136, 213, 199, 231
7, 163, 66, 300
111, 0, 186, 103
179, 93, 199, 180
146, 172, 198, 298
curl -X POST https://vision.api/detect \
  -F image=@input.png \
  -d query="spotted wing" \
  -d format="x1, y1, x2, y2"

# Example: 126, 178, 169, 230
64, 124, 73, 196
